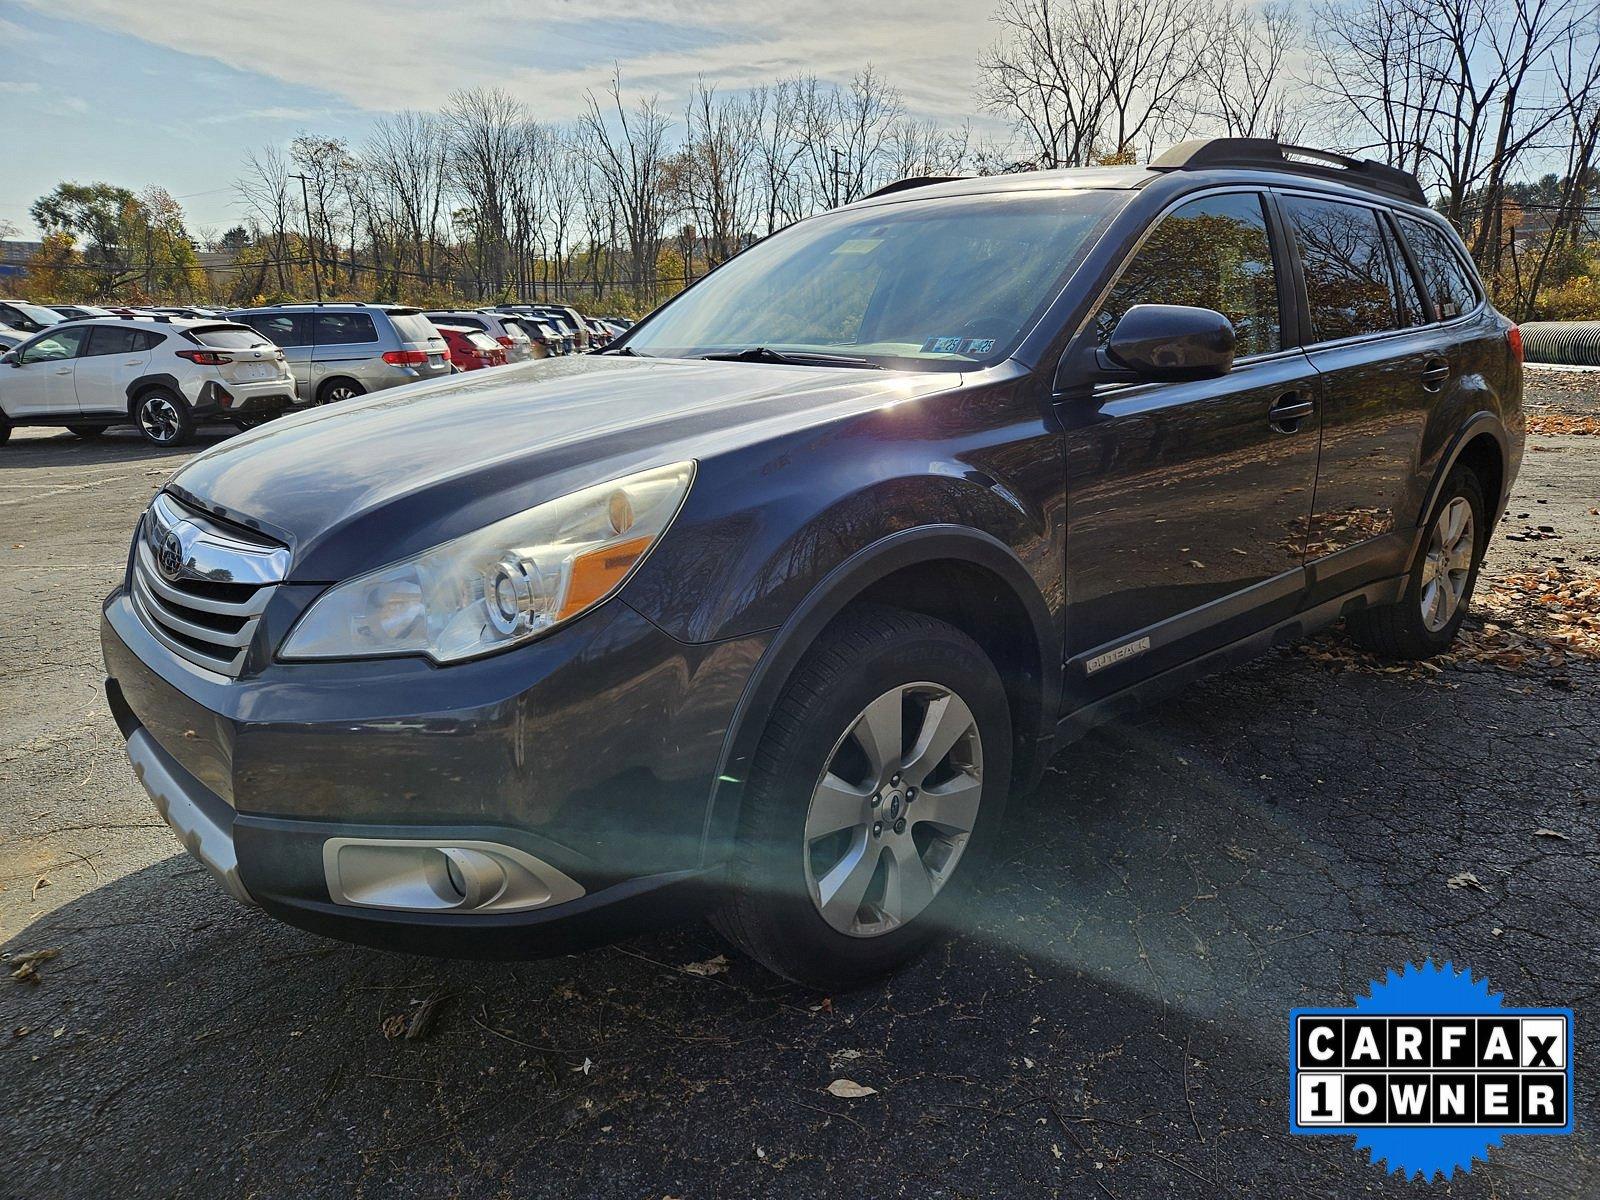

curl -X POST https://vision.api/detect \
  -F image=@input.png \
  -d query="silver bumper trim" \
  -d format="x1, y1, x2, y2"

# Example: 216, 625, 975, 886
127, 728, 256, 907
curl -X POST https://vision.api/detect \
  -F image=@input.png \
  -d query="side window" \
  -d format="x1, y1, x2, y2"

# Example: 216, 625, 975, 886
1397, 217, 1480, 321
243, 313, 309, 347
133, 330, 166, 352
18, 326, 87, 364
1380, 219, 1428, 328
313, 312, 378, 345
1282, 196, 1399, 341
1095, 193, 1280, 358
84, 325, 142, 357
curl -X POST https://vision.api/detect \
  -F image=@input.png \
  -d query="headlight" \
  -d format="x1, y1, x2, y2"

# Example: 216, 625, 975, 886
280, 461, 694, 663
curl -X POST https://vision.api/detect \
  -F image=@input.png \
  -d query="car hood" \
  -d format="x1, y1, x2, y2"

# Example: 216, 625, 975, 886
167, 354, 961, 581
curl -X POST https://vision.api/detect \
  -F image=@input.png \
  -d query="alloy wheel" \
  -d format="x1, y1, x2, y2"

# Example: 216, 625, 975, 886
139, 396, 181, 444
802, 682, 983, 938
1420, 496, 1475, 632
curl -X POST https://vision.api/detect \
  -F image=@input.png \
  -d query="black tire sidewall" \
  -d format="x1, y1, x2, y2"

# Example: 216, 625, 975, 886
1404, 467, 1488, 650
734, 614, 1012, 988
318, 378, 364, 404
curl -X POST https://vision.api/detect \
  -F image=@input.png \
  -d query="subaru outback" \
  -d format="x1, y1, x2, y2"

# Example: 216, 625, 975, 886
101, 140, 1522, 989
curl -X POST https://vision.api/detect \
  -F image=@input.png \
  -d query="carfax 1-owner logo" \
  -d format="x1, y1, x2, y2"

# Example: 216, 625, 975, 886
1290, 961, 1575, 1180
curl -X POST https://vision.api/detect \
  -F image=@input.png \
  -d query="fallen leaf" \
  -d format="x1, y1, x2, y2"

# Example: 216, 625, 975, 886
7, 947, 60, 985
826, 1078, 878, 1098
681, 954, 729, 977
574, 1056, 595, 1075
380, 1014, 407, 1040
1533, 828, 1569, 840
1447, 871, 1485, 892
405, 991, 448, 1040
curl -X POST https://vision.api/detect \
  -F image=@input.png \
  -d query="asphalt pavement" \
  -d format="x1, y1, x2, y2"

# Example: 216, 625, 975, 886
2, 381, 1597, 1198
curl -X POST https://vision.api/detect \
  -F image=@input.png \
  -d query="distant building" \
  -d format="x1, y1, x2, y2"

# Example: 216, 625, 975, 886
0, 240, 41, 283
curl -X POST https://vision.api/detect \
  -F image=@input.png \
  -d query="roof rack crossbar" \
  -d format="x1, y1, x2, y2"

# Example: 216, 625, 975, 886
1149, 138, 1427, 206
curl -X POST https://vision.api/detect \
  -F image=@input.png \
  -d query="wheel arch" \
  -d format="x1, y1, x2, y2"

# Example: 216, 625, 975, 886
1417, 413, 1510, 530
124, 373, 184, 417
697, 525, 1061, 865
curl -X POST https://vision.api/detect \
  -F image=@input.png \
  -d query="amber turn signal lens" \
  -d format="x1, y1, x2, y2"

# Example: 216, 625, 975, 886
556, 535, 654, 620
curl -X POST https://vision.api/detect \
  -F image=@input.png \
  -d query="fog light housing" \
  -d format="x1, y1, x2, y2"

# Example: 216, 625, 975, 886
322, 838, 585, 913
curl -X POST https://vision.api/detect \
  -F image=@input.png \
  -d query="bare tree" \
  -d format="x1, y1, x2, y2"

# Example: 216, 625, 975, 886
581, 71, 673, 301
1197, 1, 1304, 140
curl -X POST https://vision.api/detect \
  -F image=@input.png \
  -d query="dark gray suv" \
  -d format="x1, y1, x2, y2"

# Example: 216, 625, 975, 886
101, 140, 1522, 989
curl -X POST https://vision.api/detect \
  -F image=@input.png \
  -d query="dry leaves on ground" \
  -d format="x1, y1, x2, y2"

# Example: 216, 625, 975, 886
1526, 413, 1600, 436
681, 954, 730, 977
826, 1078, 878, 1098
7, 948, 61, 985
1300, 566, 1600, 676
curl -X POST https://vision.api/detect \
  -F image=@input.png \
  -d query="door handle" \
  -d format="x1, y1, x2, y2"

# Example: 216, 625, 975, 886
1421, 358, 1451, 391
1268, 391, 1314, 432
54, 367, 73, 375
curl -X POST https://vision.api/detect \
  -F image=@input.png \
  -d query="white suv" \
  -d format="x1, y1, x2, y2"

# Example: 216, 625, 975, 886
0, 317, 297, 447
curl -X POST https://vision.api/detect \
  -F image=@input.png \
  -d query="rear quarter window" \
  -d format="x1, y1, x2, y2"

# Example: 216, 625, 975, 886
1282, 195, 1401, 342
314, 312, 379, 345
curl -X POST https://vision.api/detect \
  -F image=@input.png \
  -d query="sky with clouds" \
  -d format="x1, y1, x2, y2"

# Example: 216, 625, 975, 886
0, 0, 1007, 237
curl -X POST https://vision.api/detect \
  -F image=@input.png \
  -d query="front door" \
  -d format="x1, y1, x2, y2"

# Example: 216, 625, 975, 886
1058, 191, 1321, 705
5, 325, 89, 417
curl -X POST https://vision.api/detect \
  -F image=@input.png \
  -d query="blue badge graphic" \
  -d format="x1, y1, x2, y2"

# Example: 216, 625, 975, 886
1289, 961, 1574, 1181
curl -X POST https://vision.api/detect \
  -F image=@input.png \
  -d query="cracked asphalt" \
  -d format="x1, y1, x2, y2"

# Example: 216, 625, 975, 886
2, 375, 1597, 1199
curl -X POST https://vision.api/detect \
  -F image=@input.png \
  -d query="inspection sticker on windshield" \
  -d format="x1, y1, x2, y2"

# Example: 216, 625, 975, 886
1290, 961, 1573, 1181
922, 336, 965, 354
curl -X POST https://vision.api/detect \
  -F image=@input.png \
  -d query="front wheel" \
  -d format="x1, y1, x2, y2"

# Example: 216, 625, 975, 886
134, 389, 194, 447
716, 605, 1012, 990
1345, 466, 1487, 659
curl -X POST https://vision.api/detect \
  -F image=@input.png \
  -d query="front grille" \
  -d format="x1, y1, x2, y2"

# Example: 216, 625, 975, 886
129, 494, 289, 678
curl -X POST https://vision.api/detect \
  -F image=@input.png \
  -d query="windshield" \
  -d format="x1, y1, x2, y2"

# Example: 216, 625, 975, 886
12, 302, 63, 327
625, 190, 1127, 370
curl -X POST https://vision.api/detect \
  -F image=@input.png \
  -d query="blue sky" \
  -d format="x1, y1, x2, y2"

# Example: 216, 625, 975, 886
0, 0, 994, 237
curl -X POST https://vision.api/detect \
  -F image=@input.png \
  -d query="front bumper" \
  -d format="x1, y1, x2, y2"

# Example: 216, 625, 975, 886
102, 588, 766, 957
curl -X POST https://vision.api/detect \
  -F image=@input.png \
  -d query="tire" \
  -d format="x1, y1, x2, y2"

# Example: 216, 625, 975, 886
1345, 466, 1487, 659
317, 377, 365, 405
715, 604, 1012, 991
0, 414, 10, 446
67, 424, 106, 439
133, 388, 195, 447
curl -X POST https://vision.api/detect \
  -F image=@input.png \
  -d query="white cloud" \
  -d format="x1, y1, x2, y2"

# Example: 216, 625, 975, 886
16, 0, 1005, 125
0, 81, 43, 94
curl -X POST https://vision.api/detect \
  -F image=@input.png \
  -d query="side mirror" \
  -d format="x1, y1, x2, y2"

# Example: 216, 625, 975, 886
1, 351, 17, 367
1105, 304, 1235, 382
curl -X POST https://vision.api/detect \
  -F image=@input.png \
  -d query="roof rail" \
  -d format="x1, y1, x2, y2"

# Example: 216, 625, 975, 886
1149, 138, 1427, 206
864, 176, 965, 199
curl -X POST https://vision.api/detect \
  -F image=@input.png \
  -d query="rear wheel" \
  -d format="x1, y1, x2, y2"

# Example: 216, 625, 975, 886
716, 605, 1012, 991
0, 413, 11, 446
1345, 466, 1487, 659
133, 388, 194, 447
317, 377, 364, 405
67, 424, 106, 439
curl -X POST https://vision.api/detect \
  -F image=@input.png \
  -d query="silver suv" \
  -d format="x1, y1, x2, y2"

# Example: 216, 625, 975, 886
226, 304, 449, 404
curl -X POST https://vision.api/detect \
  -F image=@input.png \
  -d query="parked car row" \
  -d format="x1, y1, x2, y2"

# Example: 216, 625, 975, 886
0, 298, 625, 447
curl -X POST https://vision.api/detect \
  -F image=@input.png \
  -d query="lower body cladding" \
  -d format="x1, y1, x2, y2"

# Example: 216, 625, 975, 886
101, 590, 768, 958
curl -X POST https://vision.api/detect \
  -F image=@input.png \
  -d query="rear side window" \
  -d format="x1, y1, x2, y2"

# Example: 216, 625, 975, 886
84, 325, 149, 357
191, 324, 273, 349
1397, 217, 1480, 321
1380, 221, 1427, 328
387, 312, 440, 343
242, 313, 310, 347
1096, 192, 1280, 358
132, 330, 164, 351
1282, 196, 1399, 341
313, 312, 379, 344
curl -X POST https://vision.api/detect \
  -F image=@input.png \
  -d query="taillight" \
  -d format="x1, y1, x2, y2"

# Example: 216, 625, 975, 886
176, 349, 231, 366
496, 335, 514, 347
1507, 325, 1524, 363
383, 349, 429, 366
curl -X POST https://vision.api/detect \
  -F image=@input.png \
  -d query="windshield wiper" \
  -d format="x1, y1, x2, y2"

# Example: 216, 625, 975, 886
606, 344, 651, 357
699, 346, 882, 369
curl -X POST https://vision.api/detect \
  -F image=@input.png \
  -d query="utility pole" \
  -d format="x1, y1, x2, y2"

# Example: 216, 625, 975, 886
289, 172, 322, 302
830, 147, 846, 209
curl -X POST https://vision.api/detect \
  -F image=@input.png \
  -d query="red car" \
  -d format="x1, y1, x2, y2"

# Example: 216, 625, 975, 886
436, 325, 508, 371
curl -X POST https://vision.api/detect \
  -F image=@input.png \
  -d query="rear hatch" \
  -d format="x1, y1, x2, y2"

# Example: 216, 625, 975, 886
187, 324, 291, 385
388, 309, 450, 377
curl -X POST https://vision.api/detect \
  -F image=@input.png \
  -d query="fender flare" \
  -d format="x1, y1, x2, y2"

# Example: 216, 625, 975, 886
125, 373, 185, 413
1417, 411, 1511, 525
696, 524, 1061, 863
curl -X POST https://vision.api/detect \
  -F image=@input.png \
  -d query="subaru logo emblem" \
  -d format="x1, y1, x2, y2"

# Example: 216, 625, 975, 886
157, 530, 184, 580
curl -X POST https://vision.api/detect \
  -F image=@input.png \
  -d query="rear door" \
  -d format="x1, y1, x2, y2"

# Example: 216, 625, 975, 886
74, 324, 155, 415
1278, 192, 1443, 603
385, 310, 451, 382
1058, 190, 1322, 702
